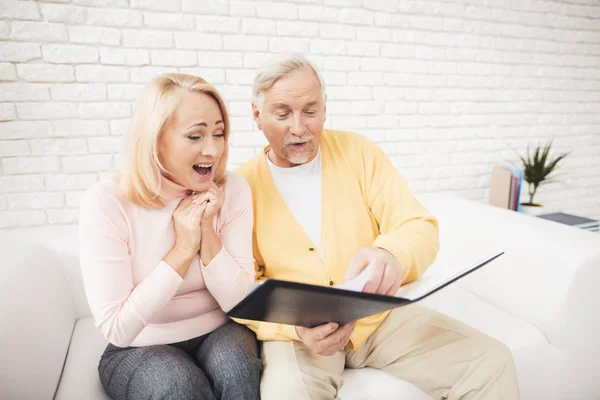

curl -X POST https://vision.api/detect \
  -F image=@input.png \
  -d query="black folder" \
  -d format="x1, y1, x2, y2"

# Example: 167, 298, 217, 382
227, 251, 504, 328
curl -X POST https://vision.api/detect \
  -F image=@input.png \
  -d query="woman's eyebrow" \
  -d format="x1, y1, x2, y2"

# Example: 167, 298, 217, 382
186, 120, 223, 130
186, 122, 207, 130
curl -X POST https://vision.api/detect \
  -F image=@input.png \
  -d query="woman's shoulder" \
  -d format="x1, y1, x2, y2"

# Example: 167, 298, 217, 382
220, 171, 252, 214
79, 177, 132, 241
80, 177, 129, 217
222, 171, 251, 196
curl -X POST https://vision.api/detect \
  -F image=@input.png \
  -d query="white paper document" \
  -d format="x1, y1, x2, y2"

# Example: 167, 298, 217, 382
333, 262, 376, 292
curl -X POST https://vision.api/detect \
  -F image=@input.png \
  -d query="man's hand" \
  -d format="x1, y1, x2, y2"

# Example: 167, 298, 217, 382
345, 247, 404, 296
295, 322, 356, 356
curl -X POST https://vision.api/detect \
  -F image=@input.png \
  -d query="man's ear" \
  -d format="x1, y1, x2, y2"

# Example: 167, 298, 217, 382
252, 102, 262, 131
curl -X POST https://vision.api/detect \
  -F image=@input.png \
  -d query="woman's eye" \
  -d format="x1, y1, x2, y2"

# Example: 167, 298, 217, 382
214, 133, 225, 138
188, 135, 201, 141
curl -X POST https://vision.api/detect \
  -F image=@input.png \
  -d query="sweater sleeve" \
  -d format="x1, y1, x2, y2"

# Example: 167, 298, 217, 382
78, 185, 184, 347
232, 317, 300, 342
200, 174, 257, 312
361, 139, 440, 283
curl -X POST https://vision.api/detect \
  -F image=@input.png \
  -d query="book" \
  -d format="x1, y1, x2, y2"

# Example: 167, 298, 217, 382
490, 166, 513, 209
504, 164, 524, 211
489, 165, 524, 211
226, 251, 504, 328
537, 212, 599, 231
509, 174, 517, 211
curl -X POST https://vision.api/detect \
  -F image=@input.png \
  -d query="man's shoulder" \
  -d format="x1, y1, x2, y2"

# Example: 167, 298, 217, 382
323, 129, 382, 157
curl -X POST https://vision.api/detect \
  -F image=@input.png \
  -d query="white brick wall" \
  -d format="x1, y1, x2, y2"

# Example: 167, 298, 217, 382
1, 0, 600, 229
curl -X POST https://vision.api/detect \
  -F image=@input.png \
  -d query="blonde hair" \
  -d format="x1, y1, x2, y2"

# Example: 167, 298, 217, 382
252, 52, 326, 110
118, 73, 230, 208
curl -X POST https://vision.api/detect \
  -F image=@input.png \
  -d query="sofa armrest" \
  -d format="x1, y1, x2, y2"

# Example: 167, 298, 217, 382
0, 232, 77, 400
556, 254, 600, 352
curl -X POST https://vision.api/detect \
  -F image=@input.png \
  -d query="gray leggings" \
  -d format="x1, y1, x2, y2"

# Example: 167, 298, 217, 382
98, 321, 261, 400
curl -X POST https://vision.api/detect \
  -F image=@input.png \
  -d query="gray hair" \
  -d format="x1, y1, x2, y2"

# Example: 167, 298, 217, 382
252, 52, 327, 110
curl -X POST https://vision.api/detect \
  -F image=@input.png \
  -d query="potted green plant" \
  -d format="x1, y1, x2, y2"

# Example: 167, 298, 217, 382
518, 140, 570, 215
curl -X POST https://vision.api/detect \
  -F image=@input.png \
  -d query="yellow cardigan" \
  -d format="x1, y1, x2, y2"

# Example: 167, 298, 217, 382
235, 129, 439, 349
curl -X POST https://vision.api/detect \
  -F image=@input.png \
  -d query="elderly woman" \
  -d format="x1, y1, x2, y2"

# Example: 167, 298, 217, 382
78, 73, 261, 400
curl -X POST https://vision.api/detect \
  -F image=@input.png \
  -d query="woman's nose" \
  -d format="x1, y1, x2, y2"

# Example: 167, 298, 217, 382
201, 137, 218, 157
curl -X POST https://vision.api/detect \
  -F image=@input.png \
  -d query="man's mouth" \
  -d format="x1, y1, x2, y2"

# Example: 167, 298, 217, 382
289, 142, 308, 148
193, 163, 213, 176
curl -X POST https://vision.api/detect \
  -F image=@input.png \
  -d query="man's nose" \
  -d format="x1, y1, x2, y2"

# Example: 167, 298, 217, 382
290, 114, 305, 136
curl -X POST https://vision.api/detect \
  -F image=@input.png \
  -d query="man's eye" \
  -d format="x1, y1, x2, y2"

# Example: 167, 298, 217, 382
276, 113, 289, 118
305, 111, 316, 116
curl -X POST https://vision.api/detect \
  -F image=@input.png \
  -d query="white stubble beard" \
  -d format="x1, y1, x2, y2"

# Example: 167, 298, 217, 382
282, 139, 315, 165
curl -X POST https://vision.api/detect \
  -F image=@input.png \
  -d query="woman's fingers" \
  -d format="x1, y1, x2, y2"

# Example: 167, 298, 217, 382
193, 193, 210, 206
189, 201, 206, 223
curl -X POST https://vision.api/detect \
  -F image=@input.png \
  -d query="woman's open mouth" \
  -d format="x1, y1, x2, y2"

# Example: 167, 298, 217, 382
193, 163, 213, 177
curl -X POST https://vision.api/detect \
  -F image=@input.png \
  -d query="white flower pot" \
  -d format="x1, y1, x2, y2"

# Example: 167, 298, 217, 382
519, 203, 544, 216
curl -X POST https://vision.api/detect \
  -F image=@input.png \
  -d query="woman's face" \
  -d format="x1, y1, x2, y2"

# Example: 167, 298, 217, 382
159, 89, 225, 193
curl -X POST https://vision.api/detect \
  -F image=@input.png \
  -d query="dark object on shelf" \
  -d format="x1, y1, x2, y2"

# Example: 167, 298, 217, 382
537, 212, 599, 232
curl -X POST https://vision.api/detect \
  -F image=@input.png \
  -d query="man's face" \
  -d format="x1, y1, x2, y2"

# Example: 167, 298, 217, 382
252, 67, 326, 168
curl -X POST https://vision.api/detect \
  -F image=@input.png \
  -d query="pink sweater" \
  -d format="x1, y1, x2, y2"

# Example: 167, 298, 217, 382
78, 172, 255, 347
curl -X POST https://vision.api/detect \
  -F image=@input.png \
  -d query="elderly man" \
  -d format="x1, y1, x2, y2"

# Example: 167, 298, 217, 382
235, 53, 519, 400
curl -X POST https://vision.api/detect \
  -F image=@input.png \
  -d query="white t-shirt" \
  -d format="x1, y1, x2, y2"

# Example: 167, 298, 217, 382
266, 148, 323, 260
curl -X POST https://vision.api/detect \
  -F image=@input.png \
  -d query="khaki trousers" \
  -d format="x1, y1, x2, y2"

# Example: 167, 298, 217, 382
260, 304, 520, 400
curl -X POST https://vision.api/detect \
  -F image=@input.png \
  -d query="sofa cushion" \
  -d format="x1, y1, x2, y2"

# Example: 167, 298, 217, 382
58, 317, 430, 400
54, 317, 110, 400
340, 368, 430, 399
60, 283, 545, 400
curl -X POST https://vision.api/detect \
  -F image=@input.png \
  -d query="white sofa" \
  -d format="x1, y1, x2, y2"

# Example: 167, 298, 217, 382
1, 193, 599, 400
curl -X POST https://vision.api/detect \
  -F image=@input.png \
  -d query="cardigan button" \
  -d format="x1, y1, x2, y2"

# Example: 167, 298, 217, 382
329, 280, 334, 286
309, 247, 315, 251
